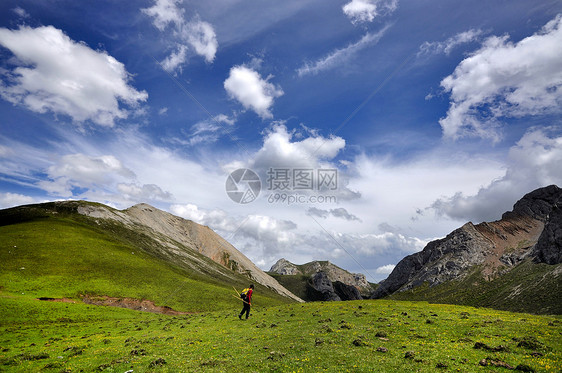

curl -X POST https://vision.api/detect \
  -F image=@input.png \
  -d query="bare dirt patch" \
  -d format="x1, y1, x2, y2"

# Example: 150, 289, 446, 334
82, 295, 191, 315
38, 296, 190, 315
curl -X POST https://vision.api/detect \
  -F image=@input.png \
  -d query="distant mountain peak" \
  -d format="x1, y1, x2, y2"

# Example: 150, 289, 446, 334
503, 184, 561, 222
269, 258, 371, 291
371, 185, 562, 314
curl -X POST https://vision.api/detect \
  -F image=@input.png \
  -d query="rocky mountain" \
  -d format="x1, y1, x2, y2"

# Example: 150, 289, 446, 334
0, 201, 301, 303
268, 258, 372, 301
372, 185, 562, 314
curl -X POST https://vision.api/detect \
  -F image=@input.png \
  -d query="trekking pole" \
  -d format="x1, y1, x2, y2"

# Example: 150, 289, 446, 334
231, 294, 251, 305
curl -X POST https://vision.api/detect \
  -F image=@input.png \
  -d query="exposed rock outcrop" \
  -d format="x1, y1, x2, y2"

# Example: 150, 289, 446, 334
269, 258, 372, 293
269, 258, 300, 275
305, 272, 363, 301
534, 205, 562, 264
372, 185, 562, 299
307, 272, 341, 301
503, 185, 562, 222
332, 281, 362, 301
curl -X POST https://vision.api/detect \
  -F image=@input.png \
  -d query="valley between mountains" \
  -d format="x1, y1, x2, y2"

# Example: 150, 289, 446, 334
0, 186, 561, 372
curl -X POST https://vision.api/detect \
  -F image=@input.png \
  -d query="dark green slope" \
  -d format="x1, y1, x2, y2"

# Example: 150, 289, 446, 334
388, 259, 562, 315
0, 203, 291, 312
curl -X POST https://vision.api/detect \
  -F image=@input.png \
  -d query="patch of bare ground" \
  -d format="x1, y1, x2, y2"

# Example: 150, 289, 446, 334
475, 214, 544, 278
38, 296, 190, 315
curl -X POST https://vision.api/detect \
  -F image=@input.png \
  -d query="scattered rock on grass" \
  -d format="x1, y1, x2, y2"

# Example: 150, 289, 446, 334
479, 358, 513, 369
404, 351, 415, 359
513, 336, 547, 351
376, 347, 388, 353
352, 338, 369, 347
474, 342, 509, 352
515, 363, 535, 372
266, 351, 286, 361
148, 358, 166, 368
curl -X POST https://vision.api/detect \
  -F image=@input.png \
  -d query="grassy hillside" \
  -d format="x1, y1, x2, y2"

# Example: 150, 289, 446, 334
1, 295, 560, 372
268, 273, 310, 300
0, 205, 291, 312
388, 260, 562, 315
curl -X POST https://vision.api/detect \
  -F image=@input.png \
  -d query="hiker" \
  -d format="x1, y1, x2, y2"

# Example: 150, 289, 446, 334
239, 284, 254, 320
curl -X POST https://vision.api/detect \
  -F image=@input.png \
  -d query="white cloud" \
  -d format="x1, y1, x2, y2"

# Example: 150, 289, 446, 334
161, 44, 188, 73
141, 0, 184, 31
342, 0, 397, 24
375, 264, 395, 275
168, 113, 236, 146
224, 66, 283, 119
142, 0, 218, 72
251, 124, 345, 169
183, 19, 218, 63
440, 15, 562, 140
117, 183, 173, 201
0, 26, 148, 127
418, 29, 483, 56
307, 207, 361, 221
0, 192, 35, 209
12, 7, 30, 18
37, 154, 136, 197
430, 127, 562, 222
297, 26, 390, 77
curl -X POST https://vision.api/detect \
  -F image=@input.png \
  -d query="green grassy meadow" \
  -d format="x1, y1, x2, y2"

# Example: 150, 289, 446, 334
1, 294, 561, 372
1, 204, 561, 372
0, 215, 289, 313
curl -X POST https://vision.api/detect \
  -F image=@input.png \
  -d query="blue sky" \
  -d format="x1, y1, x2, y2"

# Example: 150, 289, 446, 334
1, 0, 562, 282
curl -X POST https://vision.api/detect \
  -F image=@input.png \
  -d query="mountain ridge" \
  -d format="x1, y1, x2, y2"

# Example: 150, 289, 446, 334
76, 201, 301, 301
269, 258, 372, 291
0, 200, 302, 306
372, 185, 562, 314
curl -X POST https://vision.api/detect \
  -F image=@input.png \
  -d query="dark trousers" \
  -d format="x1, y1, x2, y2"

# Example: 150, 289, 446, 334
239, 302, 250, 319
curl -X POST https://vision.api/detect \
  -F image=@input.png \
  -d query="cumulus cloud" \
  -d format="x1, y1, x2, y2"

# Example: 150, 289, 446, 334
430, 127, 562, 222
141, 0, 184, 30
170, 202, 425, 275
418, 29, 483, 56
224, 66, 283, 119
223, 123, 361, 202
170, 203, 299, 256
297, 26, 390, 77
33, 153, 173, 204
142, 0, 218, 72
0, 26, 148, 127
117, 183, 173, 201
375, 264, 395, 275
251, 124, 345, 170
307, 207, 361, 221
342, 0, 397, 24
161, 44, 188, 73
37, 154, 135, 197
440, 15, 562, 140
0, 192, 35, 209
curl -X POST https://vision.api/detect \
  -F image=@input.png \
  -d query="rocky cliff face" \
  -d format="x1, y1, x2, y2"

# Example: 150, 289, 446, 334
372, 185, 562, 299
269, 258, 372, 292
